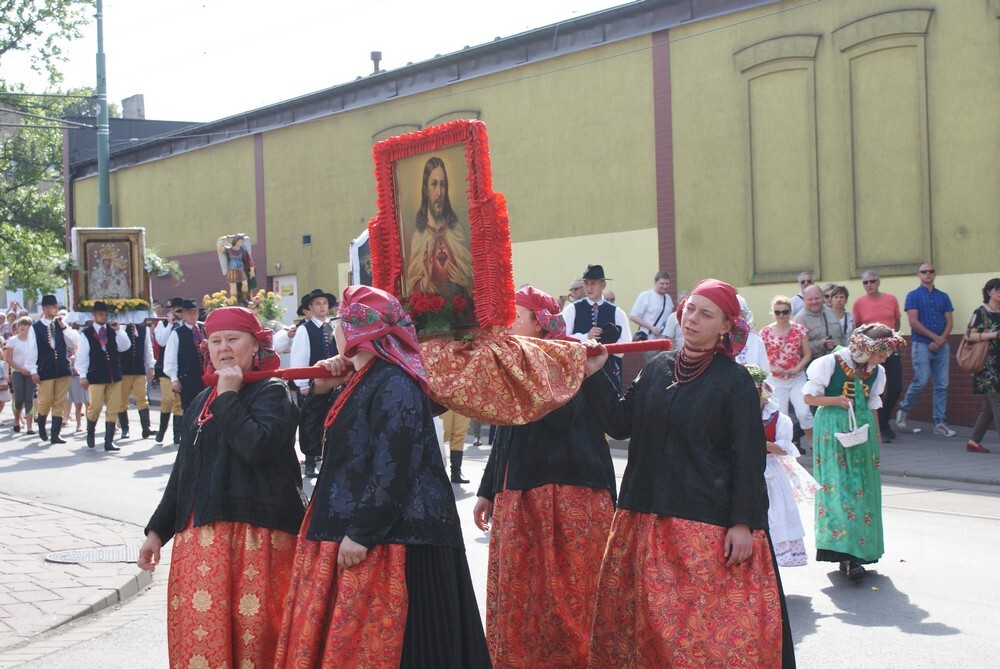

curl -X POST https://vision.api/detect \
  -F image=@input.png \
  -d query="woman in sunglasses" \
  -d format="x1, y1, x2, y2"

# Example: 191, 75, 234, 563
760, 296, 813, 445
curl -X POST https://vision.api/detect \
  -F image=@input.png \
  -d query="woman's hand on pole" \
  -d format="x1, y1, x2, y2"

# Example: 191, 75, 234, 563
215, 366, 244, 394
313, 356, 354, 393
583, 341, 608, 377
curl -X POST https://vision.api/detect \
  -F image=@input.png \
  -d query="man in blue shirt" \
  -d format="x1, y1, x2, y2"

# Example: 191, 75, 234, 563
896, 263, 955, 436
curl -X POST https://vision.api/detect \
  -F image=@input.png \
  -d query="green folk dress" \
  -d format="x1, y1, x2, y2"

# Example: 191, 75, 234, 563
804, 349, 886, 564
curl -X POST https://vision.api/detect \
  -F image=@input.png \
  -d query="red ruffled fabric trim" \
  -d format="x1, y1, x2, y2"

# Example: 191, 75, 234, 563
368, 119, 515, 329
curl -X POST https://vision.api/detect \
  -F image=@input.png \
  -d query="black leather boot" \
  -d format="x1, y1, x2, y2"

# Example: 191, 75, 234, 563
86, 419, 97, 449
104, 422, 120, 451
173, 415, 182, 445
450, 451, 469, 484
49, 416, 67, 444
155, 412, 170, 443
139, 409, 154, 438
118, 411, 130, 439
37, 415, 48, 441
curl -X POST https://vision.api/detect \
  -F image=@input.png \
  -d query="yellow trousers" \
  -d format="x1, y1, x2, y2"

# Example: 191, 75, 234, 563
159, 376, 183, 416
86, 382, 121, 422
442, 410, 471, 453
37, 377, 72, 417
119, 374, 150, 410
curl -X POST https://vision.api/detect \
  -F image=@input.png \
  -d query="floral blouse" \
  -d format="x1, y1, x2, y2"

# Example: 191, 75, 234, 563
970, 307, 1000, 394
760, 323, 808, 376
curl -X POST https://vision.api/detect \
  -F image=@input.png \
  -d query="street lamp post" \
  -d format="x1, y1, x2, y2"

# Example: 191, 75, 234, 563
95, 0, 112, 228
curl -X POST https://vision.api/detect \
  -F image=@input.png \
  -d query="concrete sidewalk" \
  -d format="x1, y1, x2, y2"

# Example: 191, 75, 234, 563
0, 495, 153, 655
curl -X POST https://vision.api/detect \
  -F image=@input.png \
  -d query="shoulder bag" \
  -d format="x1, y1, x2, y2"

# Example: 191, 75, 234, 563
955, 307, 989, 374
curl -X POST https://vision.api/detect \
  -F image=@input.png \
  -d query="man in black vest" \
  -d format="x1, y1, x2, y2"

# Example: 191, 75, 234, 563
163, 299, 206, 425
27, 294, 78, 444
75, 301, 131, 451
153, 298, 184, 444
561, 264, 632, 391
290, 288, 338, 477
117, 321, 155, 439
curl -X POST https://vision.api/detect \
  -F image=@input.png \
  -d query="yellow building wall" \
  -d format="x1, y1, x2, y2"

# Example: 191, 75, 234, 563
669, 0, 1000, 305
247, 35, 658, 296
72, 138, 256, 256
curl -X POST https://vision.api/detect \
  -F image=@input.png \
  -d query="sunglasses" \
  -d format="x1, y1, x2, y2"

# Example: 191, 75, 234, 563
799, 279, 813, 285
919, 269, 935, 274
824, 294, 832, 299
862, 279, 878, 285
773, 309, 791, 316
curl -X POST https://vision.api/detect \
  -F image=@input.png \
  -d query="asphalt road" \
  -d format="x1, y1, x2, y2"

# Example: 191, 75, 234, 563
2, 431, 999, 668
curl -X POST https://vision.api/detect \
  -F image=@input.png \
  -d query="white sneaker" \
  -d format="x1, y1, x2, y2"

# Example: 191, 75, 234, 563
895, 409, 908, 429
933, 423, 956, 437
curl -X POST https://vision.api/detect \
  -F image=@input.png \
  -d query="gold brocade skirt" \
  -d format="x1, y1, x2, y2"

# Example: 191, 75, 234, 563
166, 518, 296, 669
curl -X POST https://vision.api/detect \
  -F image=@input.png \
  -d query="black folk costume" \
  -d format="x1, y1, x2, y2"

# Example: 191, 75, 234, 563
144, 307, 304, 668
76, 314, 131, 450
274, 286, 490, 669
477, 285, 617, 668
582, 279, 795, 669
117, 323, 155, 439
27, 295, 77, 443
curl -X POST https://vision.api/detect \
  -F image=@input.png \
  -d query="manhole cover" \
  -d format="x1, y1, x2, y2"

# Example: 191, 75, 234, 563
45, 546, 139, 564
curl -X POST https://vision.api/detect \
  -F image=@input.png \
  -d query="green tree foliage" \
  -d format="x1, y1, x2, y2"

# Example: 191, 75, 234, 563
1, 1, 93, 294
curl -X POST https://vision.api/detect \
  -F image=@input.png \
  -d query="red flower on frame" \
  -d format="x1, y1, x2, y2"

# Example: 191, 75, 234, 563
451, 295, 468, 311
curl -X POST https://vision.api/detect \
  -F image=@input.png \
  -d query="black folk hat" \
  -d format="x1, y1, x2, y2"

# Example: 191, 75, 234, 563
41, 294, 58, 306
91, 301, 110, 313
168, 297, 186, 308
179, 299, 199, 311
299, 289, 338, 312
581, 265, 611, 281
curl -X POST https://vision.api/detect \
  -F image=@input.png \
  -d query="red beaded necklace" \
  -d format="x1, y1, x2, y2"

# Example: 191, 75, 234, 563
668, 346, 715, 390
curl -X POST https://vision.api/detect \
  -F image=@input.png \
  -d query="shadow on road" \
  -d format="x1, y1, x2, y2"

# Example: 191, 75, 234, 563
822, 570, 960, 635
785, 594, 822, 644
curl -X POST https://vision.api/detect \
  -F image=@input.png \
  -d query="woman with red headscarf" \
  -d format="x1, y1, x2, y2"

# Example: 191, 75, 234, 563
138, 307, 304, 668
274, 285, 490, 669
583, 278, 795, 668
471, 286, 616, 668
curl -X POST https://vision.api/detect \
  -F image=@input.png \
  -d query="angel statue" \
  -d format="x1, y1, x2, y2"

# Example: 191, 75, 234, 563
217, 233, 256, 303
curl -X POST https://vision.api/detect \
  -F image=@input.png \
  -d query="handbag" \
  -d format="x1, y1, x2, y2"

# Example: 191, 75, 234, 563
956, 308, 989, 374
636, 293, 668, 342
835, 401, 869, 448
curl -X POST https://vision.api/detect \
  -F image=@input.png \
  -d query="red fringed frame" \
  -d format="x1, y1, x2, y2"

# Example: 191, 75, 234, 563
368, 120, 516, 329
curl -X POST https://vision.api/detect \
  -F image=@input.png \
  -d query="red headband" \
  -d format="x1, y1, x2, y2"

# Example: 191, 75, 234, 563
675, 278, 750, 359
201, 306, 279, 373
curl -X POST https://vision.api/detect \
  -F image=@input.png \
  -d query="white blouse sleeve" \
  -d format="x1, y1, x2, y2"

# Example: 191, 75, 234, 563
802, 354, 837, 397
867, 365, 886, 410
774, 413, 798, 457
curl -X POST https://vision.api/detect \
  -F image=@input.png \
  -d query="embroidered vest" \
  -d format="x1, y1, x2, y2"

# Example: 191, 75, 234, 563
571, 299, 617, 335
304, 320, 337, 365
32, 320, 71, 380
82, 325, 123, 384
120, 325, 147, 376
175, 325, 204, 381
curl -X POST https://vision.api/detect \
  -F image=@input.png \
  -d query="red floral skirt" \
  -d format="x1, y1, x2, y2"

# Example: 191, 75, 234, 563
588, 510, 784, 668
166, 519, 296, 669
273, 505, 408, 668
486, 484, 613, 668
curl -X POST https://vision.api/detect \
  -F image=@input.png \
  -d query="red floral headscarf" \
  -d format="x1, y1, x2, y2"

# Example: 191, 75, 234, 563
339, 285, 429, 394
675, 278, 750, 359
200, 306, 280, 374
513, 286, 566, 340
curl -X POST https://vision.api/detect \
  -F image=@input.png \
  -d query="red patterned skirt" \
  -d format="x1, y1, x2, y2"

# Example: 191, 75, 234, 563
486, 484, 613, 668
274, 506, 491, 668
588, 510, 785, 669
166, 519, 296, 669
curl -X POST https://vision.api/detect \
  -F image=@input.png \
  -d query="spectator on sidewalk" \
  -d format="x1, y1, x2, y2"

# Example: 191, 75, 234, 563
853, 271, 903, 441
662, 290, 688, 350
560, 278, 585, 310
5, 316, 36, 433
896, 263, 956, 437
735, 295, 771, 370
760, 296, 813, 445
790, 271, 814, 317
795, 285, 846, 360
139, 306, 304, 669
965, 278, 1000, 454
630, 270, 674, 364
828, 285, 854, 337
